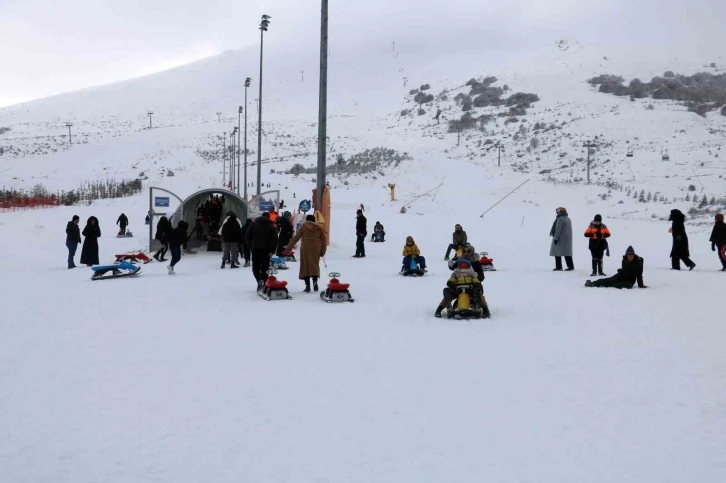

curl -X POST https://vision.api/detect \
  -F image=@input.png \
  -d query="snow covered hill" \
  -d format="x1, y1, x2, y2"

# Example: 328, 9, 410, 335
1, 37, 726, 482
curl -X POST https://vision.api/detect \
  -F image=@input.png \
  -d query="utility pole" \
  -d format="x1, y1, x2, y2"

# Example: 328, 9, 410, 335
147, 111, 153, 129
256, 14, 271, 198
584, 141, 597, 184
496, 142, 504, 167
230, 130, 236, 189
217, 112, 222, 123
316, 0, 329, 212
244, 77, 251, 200
65, 122, 73, 147
301, 70, 305, 82
457, 128, 461, 146
391, 41, 395, 51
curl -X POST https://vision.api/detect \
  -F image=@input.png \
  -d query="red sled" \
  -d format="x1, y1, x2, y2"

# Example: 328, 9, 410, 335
280, 248, 296, 262
480, 252, 496, 271
114, 252, 153, 264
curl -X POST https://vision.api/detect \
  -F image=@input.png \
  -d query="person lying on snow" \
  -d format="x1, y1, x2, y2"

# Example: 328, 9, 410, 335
401, 236, 426, 271
435, 259, 491, 318
447, 244, 484, 281
585, 246, 647, 289
371, 221, 385, 241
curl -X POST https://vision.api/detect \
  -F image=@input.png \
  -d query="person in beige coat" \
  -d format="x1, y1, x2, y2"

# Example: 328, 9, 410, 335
286, 214, 328, 292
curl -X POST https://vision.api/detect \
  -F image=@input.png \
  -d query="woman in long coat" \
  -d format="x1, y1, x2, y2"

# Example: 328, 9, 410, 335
286, 215, 327, 293
549, 207, 574, 271
80, 216, 101, 266
669, 209, 696, 270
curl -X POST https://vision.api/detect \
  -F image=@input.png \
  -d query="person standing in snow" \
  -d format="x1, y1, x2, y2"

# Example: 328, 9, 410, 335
153, 216, 171, 262
239, 218, 252, 267
353, 209, 367, 258
116, 213, 128, 235
669, 209, 696, 270
220, 211, 242, 269
709, 213, 726, 271
585, 246, 647, 289
286, 214, 327, 292
550, 207, 574, 271
167, 220, 189, 275
65, 215, 81, 269
276, 211, 294, 256
80, 216, 101, 266
584, 214, 610, 276
245, 212, 278, 290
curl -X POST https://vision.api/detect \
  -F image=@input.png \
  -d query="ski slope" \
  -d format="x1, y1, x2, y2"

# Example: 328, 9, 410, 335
1, 169, 725, 482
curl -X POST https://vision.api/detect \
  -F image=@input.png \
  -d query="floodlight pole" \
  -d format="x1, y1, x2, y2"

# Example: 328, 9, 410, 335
237, 106, 242, 195
316, 0, 329, 212
256, 15, 271, 197
244, 77, 251, 199
66, 122, 73, 147
147, 111, 153, 129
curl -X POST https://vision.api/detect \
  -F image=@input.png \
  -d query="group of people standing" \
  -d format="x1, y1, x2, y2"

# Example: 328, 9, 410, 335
65, 215, 100, 269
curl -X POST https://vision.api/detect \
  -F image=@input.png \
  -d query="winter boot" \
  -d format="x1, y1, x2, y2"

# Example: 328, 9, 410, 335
585, 280, 594, 287
221, 261, 226, 269
304, 277, 311, 293
435, 305, 444, 318
313, 277, 319, 292
590, 260, 597, 277
243, 260, 250, 267
167, 265, 175, 275
230, 263, 239, 269
481, 304, 491, 319
689, 263, 696, 271
597, 261, 605, 276
153, 251, 161, 262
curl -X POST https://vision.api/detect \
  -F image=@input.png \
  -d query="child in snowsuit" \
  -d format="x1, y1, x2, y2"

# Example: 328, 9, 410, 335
585, 246, 647, 289
401, 236, 426, 272
435, 259, 490, 318
447, 244, 485, 282
709, 213, 726, 271
584, 214, 611, 276
371, 222, 385, 242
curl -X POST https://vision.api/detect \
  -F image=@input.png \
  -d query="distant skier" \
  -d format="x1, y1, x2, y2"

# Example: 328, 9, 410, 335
116, 213, 128, 235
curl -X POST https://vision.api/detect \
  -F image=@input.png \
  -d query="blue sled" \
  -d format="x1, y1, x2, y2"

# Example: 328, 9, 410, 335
91, 261, 141, 280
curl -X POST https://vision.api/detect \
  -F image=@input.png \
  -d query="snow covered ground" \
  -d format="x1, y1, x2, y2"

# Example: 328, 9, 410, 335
1, 167, 725, 482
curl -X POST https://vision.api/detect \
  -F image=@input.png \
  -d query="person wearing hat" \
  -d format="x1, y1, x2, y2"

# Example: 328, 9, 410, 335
585, 246, 647, 289
550, 207, 574, 271
353, 209, 367, 258
276, 211, 294, 256
709, 213, 726, 271
584, 214, 611, 276
435, 258, 490, 318
65, 215, 81, 269
371, 221, 385, 242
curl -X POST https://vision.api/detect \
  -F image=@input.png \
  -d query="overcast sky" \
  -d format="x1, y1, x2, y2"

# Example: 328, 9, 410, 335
1, 0, 723, 108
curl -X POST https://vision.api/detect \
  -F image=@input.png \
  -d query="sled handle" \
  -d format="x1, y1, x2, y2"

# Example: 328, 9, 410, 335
480, 252, 488, 256
328, 272, 340, 278
266, 269, 278, 275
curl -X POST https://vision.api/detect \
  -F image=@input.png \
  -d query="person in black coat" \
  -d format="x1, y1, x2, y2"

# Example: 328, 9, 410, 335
586, 246, 647, 289
167, 220, 189, 274
709, 213, 726, 271
65, 215, 81, 269
353, 209, 367, 258
239, 218, 253, 267
276, 211, 294, 256
116, 213, 129, 234
245, 212, 278, 287
80, 216, 101, 266
669, 209, 696, 270
220, 212, 242, 268
153, 216, 171, 261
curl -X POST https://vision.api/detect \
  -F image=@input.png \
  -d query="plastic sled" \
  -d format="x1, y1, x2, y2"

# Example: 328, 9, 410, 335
116, 230, 133, 238
91, 261, 141, 281
372, 232, 385, 243
270, 256, 288, 270
401, 257, 426, 277
280, 249, 296, 262
480, 252, 496, 271
114, 252, 153, 264
259, 269, 292, 301
445, 285, 486, 319
320, 272, 355, 303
